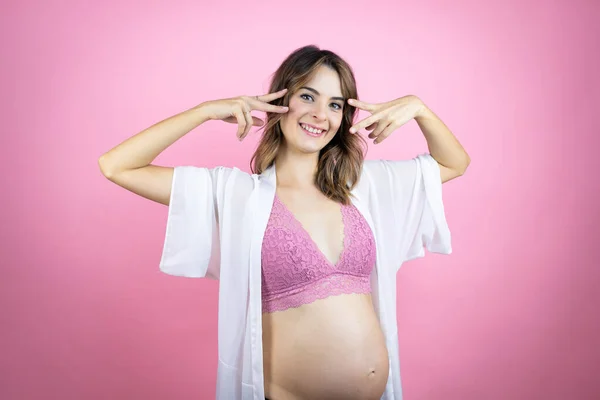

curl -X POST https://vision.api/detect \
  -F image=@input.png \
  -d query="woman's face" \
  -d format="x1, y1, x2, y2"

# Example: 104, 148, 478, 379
279, 65, 345, 155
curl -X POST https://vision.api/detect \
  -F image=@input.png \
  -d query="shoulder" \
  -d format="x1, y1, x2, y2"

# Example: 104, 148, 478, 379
356, 156, 441, 202
360, 157, 421, 185
215, 166, 257, 198
173, 165, 257, 197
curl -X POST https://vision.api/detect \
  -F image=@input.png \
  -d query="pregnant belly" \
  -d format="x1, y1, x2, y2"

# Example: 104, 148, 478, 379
262, 293, 389, 400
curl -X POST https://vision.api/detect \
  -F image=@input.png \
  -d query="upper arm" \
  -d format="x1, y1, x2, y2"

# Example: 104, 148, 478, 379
364, 155, 452, 263
159, 165, 242, 280
101, 163, 174, 206
438, 163, 462, 184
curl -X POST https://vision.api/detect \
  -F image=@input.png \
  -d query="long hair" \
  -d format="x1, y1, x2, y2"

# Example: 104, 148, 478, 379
250, 45, 366, 205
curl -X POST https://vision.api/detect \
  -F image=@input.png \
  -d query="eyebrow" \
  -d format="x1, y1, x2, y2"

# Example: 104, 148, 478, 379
300, 86, 345, 102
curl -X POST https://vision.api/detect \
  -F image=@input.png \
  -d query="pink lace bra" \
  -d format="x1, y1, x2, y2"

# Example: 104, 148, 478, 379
261, 194, 376, 313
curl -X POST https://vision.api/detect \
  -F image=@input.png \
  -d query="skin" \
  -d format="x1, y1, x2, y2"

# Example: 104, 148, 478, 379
99, 55, 470, 399
262, 65, 390, 400
260, 64, 470, 399
275, 65, 345, 189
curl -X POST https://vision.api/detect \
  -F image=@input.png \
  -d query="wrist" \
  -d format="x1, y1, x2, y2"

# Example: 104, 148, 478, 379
190, 102, 213, 124
413, 97, 430, 121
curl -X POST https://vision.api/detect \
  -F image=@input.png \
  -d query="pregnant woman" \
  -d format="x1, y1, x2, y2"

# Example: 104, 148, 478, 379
99, 44, 469, 399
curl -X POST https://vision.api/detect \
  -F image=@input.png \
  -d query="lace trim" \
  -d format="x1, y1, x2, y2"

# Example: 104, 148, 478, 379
262, 273, 371, 313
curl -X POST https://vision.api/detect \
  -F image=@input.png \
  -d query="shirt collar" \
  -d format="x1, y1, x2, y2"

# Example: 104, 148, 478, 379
259, 163, 277, 187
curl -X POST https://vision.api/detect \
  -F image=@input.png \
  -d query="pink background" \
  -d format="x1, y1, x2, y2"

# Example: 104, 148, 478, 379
2, 0, 599, 399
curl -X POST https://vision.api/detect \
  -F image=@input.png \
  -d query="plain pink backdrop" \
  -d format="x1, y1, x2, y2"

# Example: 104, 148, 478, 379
2, 0, 599, 399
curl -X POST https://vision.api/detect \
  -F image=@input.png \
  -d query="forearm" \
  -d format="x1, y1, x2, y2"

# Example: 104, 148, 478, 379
98, 104, 210, 176
414, 100, 470, 174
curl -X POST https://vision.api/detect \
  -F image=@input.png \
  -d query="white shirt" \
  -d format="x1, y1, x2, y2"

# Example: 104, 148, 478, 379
159, 153, 452, 400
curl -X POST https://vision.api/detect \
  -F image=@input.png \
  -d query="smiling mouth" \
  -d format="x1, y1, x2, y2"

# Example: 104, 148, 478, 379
299, 123, 327, 137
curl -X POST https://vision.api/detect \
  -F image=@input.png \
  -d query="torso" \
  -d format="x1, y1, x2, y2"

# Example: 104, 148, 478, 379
261, 187, 389, 400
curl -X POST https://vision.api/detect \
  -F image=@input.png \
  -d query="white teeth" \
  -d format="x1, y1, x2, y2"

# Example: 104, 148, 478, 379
301, 123, 324, 135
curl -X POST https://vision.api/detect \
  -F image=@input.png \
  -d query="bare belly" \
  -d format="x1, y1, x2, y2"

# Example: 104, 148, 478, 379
262, 293, 389, 400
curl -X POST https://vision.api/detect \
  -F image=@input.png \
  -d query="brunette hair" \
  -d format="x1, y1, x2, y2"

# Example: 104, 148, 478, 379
250, 45, 366, 205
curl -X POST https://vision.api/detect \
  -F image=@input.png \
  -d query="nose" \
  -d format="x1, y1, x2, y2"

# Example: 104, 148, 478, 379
311, 101, 327, 121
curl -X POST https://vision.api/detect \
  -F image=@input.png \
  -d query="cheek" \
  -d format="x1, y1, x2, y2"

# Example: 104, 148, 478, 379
287, 102, 309, 120
281, 103, 304, 124
330, 114, 344, 132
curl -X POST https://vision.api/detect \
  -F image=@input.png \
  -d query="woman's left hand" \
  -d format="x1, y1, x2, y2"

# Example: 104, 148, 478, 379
348, 95, 425, 144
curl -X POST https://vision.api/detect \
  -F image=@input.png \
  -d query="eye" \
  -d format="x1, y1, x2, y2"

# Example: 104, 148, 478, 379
300, 93, 342, 111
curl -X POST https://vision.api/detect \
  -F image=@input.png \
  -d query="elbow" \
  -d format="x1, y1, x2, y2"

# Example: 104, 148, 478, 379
458, 153, 471, 175
451, 153, 470, 177
463, 151, 471, 168
98, 155, 116, 179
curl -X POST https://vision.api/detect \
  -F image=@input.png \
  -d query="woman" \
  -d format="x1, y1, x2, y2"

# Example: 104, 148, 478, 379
99, 45, 470, 400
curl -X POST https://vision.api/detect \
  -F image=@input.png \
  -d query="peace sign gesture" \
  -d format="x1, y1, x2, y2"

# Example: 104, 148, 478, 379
200, 88, 290, 140
348, 95, 425, 144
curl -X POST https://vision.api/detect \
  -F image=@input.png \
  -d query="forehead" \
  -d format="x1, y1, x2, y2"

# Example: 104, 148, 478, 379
302, 65, 342, 97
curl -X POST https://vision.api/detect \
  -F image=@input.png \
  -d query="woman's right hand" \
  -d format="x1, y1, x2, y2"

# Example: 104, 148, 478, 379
198, 88, 289, 140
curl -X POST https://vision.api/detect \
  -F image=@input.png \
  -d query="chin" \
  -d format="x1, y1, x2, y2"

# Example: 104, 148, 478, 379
298, 144, 324, 155
295, 125, 334, 152
293, 136, 331, 155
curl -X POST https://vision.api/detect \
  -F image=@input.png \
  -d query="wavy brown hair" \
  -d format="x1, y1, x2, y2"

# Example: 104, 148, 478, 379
250, 45, 366, 205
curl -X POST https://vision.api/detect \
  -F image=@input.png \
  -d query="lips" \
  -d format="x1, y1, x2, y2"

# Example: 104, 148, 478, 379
299, 123, 327, 137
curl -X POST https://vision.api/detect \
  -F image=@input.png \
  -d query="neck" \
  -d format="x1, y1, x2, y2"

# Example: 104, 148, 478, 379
274, 144, 320, 189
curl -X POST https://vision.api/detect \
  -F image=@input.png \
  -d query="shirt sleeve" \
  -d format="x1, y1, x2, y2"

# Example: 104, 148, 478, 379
158, 166, 232, 280
367, 154, 452, 262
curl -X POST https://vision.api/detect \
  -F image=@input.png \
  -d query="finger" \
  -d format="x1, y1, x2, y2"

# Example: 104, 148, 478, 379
252, 116, 265, 126
373, 122, 399, 144
368, 121, 390, 139
223, 115, 263, 125
366, 122, 378, 131
350, 113, 381, 133
347, 98, 377, 112
233, 111, 246, 139
256, 88, 288, 103
252, 101, 289, 114
241, 110, 253, 139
